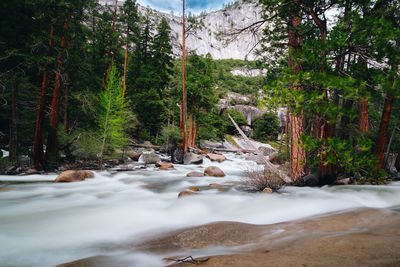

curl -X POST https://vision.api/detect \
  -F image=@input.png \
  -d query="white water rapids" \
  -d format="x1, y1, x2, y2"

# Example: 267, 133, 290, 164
0, 153, 399, 267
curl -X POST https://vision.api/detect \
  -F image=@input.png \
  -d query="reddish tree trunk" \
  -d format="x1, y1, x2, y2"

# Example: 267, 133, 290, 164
122, 32, 129, 103
358, 98, 369, 132
33, 18, 55, 170
182, 0, 188, 154
288, 2, 306, 181
192, 123, 198, 147
188, 109, 194, 147
46, 22, 69, 164
375, 92, 394, 169
63, 82, 69, 133
103, 0, 118, 90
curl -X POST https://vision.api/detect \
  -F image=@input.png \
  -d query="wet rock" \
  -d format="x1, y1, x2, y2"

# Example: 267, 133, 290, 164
183, 152, 203, 165
262, 187, 273, 194
206, 153, 227, 163
172, 148, 184, 164
204, 166, 225, 177
186, 171, 205, 177
334, 178, 351, 185
0, 187, 13, 192
188, 186, 199, 191
269, 153, 286, 165
126, 150, 141, 161
138, 149, 160, 165
26, 168, 39, 175
258, 146, 276, 156
159, 163, 174, 170
178, 190, 198, 198
55, 170, 94, 183
209, 183, 223, 188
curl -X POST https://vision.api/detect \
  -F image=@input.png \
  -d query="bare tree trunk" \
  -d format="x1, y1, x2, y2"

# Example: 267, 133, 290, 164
9, 74, 18, 164
63, 81, 69, 133
46, 21, 69, 165
122, 32, 129, 103
188, 108, 194, 147
102, 0, 118, 91
375, 92, 394, 169
182, 0, 188, 154
358, 98, 369, 132
288, 1, 306, 181
33, 16, 55, 170
192, 123, 198, 147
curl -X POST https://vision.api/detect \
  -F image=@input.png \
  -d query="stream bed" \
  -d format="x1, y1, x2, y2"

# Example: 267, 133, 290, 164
1, 153, 400, 267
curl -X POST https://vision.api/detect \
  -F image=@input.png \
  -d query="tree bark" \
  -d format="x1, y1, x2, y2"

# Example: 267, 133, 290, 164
46, 21, 69, 165
102, 0, 118, 91
288, 2, 306, 181
63, 82, 69, 133
375, 92, 394, 169
182, 0, 188, 154
358, 98, 369, 132
9, 74, 18, 164
122, 31, 129, 103
33, 16, 55, 170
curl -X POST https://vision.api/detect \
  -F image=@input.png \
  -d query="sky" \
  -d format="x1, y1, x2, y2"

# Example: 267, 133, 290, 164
136, 0, 233, 15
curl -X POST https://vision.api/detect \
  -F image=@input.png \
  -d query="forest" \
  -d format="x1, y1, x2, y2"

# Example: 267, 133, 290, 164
0, 0, 400, 266
1, 0, 399, 185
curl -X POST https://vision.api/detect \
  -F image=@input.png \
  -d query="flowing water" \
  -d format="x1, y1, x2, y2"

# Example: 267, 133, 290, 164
0, 153, 399, 267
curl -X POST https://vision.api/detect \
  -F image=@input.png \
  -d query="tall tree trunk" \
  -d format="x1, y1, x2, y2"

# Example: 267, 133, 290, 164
375, 92, 394, 169
9, 74, 18, 164
122, 31, 129, 103
63, 82, 69, 133
182, 0, 188, 154
102, 0, 118, 90
33, 17, 55, 170
288, 2, 306, 180
192, 123, 198, 147
358, 98, 369, 132
188, 108, 194, 147
46, 21, 69, 165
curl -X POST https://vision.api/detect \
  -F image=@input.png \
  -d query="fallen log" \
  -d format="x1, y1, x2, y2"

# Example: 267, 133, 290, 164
227, 114, 292, 183
129, 143, 160, 150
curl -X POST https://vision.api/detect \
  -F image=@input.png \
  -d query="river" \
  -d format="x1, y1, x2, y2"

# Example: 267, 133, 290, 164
0, 153, 399, 266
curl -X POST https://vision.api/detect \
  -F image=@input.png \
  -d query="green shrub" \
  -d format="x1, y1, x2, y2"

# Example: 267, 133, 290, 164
252, 112, 280, 142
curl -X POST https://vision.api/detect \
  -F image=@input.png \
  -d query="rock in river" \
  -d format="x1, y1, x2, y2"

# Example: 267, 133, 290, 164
186, 171, 205, 177
206, 153, 227, 163
204, 166, 225, 177
183, 152, 203, 165
55, 170, 94, 183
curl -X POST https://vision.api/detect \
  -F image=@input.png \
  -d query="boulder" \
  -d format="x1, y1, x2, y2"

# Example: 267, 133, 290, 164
204, 166, 226, 177
55, 170, 94, 183
333, 178, 351, 185
26, 168, 39, 175
209, 183, 223, 188
172, 148, 184, 164
159, 163, 174, 170
269, 153, 286, 165
138, 149, 160, 164
188, 186, 199, 191
183, 152, 203, 165
262, 187, 273, 194
186, 171, 205, 177
258, 146, 276, 156
178, 190, 198, 198
126, 150, 141, 161
206, 153, 227, 163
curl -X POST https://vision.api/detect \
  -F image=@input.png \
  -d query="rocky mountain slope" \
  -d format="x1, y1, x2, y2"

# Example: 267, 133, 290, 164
102, 0, 265, 60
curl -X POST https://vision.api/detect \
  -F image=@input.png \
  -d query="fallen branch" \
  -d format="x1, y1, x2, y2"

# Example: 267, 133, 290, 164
227, 114, 292, 183
164, 256, 210, 265
129, 143, 160, 150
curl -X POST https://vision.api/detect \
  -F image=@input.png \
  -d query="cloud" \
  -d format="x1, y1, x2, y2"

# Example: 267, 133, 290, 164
137, 0, 232, 14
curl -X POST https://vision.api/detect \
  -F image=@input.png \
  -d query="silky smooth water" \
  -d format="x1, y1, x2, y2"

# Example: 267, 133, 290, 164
0, 154, 399, 267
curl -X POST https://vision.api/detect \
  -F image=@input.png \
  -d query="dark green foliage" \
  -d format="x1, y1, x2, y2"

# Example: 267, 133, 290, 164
252, 112, 280, 142
223, 109, 247, 135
